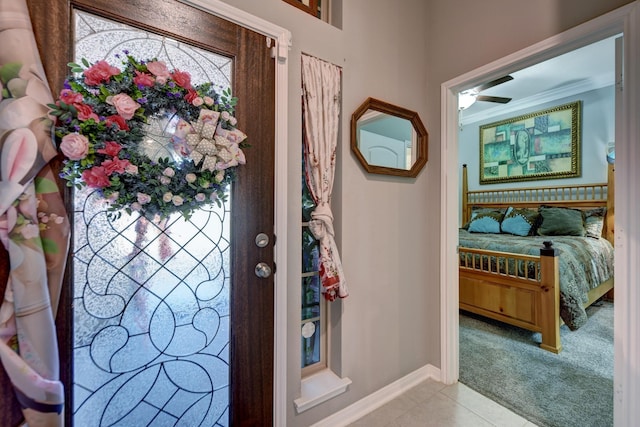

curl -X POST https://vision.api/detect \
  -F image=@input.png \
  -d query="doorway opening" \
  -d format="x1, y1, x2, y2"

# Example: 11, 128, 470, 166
440, 3, 640, 425
455, 36, 617, 426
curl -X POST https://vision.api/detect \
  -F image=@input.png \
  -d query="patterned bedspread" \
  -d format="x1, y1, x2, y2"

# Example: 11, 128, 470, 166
459, 230, 614, 330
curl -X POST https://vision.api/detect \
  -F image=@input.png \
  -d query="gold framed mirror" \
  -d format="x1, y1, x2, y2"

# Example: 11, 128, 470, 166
351, 97, 428, 177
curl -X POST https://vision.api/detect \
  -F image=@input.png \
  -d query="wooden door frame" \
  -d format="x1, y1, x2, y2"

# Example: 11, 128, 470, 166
17, 0, 291, 425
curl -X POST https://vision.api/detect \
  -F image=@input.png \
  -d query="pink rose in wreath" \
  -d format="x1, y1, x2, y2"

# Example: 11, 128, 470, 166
184, 88, 198, 103
133, 70, 155, 88
83, 60, 120, 86
59, 89, 83, 105
105, 115, 129, 131
97, 141, 123, 157
146, 61, 171, 84
82, 166, 110, 188
102, 157, 131, 175
109, 93, 140, 120
60, 133, 89, 160
172, 70, 192, 89
75, 103, 99, 122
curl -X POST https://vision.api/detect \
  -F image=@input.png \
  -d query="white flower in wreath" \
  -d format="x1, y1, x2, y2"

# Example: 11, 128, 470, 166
137, 193, 151, 205
172, 195, 184, 206
107, 192, 119, 203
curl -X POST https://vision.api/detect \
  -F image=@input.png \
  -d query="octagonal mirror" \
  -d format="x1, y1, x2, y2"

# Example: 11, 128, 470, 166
351, 97, 428, 177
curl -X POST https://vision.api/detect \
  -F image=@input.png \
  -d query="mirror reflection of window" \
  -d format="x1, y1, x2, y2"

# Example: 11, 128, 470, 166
351, 97, 428, 177
356, 110, 416, 170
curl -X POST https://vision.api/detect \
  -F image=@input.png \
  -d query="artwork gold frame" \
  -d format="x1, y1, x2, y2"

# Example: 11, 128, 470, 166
479, 101, 581, 184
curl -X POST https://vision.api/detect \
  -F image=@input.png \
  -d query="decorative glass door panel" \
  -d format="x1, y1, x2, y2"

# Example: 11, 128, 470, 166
72, 11, 233, 426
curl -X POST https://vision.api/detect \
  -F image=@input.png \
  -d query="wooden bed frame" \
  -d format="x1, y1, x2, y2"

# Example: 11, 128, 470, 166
459, 164, 614, 353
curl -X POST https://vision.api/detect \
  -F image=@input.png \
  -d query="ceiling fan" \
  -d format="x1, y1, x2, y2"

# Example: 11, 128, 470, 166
458, 75, 514, 110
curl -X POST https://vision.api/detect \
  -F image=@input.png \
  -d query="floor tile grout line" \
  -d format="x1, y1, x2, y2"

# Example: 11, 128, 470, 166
437, 385, 533, 427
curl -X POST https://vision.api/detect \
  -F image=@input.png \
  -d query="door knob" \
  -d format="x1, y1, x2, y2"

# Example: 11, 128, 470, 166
255, 233, 269, 248
255, 262, 272, 278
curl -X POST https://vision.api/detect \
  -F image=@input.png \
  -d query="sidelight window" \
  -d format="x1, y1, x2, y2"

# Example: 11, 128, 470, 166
301, 163, 327, 374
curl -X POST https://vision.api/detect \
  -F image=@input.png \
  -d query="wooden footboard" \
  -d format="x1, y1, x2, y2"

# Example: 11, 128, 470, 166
459, 242, 561, 353
459, 163, 615, 353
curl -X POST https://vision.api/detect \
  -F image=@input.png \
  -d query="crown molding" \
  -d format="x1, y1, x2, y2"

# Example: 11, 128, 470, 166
460, 73, 613, 126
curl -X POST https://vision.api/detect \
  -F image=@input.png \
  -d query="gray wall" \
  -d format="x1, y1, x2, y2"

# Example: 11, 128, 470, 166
218, 1, 633, 425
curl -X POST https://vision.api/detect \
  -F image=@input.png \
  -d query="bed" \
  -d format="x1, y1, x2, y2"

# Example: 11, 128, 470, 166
458, 164, 614, 353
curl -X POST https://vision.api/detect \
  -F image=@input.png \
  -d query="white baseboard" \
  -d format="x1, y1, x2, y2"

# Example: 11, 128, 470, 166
310, 364, 441, 427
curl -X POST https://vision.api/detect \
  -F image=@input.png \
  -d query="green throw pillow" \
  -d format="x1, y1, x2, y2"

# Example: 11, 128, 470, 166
537, 206, 586, 236
501, 207, 540, 236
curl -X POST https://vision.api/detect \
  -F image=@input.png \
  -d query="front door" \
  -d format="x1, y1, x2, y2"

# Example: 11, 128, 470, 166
28, 1, 275, 425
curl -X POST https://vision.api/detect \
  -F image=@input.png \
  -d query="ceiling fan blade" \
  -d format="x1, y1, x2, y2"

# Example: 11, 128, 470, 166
476, 75, 514, 92
476, 95, 512, 104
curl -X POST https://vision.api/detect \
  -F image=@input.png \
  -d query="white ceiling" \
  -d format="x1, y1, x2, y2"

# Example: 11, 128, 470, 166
459, 35, 620, 126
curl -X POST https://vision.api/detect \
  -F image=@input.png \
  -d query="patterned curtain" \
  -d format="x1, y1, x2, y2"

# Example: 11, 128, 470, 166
0, 0, 70, 425
301, 54, 347, 301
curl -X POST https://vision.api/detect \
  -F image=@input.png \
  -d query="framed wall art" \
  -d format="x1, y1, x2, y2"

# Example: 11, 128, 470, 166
479, 101, 581, 184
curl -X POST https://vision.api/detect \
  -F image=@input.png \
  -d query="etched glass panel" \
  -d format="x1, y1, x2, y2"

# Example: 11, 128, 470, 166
75, 11, 231, 89
72, 11, 232, 426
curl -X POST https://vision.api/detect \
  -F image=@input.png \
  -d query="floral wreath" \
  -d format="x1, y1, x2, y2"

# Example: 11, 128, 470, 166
49, 53, 248, 220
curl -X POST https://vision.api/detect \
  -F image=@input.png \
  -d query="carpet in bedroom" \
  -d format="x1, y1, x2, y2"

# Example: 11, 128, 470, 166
459, 301, 613, 427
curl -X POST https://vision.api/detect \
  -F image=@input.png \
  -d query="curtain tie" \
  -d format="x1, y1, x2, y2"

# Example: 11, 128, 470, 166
308, 202, 334, 240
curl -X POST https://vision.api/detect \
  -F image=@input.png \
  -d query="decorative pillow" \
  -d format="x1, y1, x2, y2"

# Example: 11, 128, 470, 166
584, 207, 607, 239
461, 207, 492, 230
536, 206, 586, 236
466, 207, 506, 234
501, 207, 540, 236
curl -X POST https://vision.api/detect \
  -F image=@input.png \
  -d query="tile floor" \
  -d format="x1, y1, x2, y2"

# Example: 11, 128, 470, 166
347, 379, 537, 427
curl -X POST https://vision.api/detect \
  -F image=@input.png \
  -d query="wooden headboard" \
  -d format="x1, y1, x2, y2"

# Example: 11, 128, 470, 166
461, 163, 615, 244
